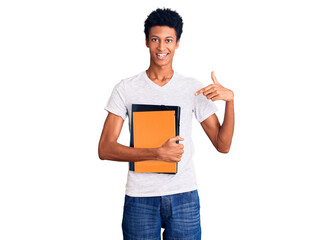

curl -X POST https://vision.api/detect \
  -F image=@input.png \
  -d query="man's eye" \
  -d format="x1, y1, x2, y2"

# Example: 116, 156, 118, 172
152, 38, 158, 42
166, 39, 172, 43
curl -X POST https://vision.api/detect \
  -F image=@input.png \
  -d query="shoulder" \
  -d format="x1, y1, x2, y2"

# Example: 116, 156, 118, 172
174, 71, 204, 90
114, 72, 145, 91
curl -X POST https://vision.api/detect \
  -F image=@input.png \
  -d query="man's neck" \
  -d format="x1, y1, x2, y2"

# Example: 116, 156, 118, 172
146, 65, 174, 83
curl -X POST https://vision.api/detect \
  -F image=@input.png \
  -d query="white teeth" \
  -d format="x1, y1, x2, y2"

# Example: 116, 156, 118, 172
157, 53, 167, 56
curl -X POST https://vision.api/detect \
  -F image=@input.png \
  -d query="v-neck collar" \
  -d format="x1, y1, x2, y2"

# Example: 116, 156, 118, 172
143, 71, 176, 90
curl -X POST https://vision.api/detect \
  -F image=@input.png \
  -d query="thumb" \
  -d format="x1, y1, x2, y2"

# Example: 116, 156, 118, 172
211, 71, 218, 84
175, 136, 184, 141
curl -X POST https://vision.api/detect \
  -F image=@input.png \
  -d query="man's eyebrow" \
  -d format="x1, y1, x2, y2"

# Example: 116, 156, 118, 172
151, 35, 174, 38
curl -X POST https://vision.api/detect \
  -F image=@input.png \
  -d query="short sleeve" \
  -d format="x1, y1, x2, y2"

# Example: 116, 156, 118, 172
193, 82, 219, 123
104, 80, 128, 121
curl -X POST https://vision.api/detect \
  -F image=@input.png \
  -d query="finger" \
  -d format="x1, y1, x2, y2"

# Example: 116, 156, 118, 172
178, 136, 184, 141
172, 136, 184, 141
195, 84, 214, 96
195, 88, 205, 96
206, 92, 219, 100
195, 87, 206, 96
202, 87, 216, 96
211, 96, 219, 102
211, 71, 218, 84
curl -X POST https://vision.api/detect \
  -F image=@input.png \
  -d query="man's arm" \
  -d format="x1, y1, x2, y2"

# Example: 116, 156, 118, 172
98, 112, 184, 162
200, 100, 234, 153
195, 71, 235, 153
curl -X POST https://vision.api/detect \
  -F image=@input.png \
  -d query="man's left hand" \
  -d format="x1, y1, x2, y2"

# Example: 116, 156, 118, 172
195, 71, 234, 102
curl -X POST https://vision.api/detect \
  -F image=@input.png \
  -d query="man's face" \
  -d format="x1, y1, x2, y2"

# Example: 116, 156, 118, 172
146, 26, 180, 68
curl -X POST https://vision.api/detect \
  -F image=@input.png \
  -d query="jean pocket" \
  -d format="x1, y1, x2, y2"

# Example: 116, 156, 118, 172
190, 190, 201, 209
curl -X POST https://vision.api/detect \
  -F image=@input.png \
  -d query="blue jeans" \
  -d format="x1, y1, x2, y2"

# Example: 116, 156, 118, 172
122, 190, 201, 240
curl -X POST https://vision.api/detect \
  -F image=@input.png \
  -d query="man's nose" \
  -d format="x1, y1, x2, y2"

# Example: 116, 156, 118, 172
158, 41, 166, 51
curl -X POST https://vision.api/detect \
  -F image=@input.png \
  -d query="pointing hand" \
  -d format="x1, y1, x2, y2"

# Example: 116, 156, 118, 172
195, 71, 234, 102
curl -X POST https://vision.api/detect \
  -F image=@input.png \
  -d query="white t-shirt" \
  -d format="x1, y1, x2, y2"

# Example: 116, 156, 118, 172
105, 71, 218, 197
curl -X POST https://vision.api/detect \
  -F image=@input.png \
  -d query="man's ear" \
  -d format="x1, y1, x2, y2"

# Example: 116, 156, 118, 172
176, 39, 180, 49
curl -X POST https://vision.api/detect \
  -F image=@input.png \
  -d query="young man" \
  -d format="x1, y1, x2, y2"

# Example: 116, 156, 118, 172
98, 8, 234, 240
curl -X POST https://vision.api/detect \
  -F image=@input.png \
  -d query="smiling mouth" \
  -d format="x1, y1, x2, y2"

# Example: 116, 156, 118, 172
156, 53, 169, 59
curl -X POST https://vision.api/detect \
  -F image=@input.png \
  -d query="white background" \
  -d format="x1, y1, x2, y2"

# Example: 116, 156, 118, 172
1, 0, 332, 239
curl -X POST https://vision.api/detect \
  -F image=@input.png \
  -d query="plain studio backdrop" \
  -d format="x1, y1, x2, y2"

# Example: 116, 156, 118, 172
0, 0, 332, 239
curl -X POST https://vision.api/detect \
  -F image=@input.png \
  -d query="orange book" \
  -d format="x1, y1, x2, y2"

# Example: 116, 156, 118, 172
129, 104, 181, 173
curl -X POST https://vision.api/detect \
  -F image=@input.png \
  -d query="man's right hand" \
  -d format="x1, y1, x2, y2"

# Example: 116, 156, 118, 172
157, 136, 184, 162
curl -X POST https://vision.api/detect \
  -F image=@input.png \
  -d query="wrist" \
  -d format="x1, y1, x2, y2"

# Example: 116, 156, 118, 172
154, 147, 162, 160
227, 90, 234, 103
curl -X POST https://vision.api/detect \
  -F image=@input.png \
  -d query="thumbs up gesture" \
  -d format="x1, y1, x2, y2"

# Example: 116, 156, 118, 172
195, 71, 234, 102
